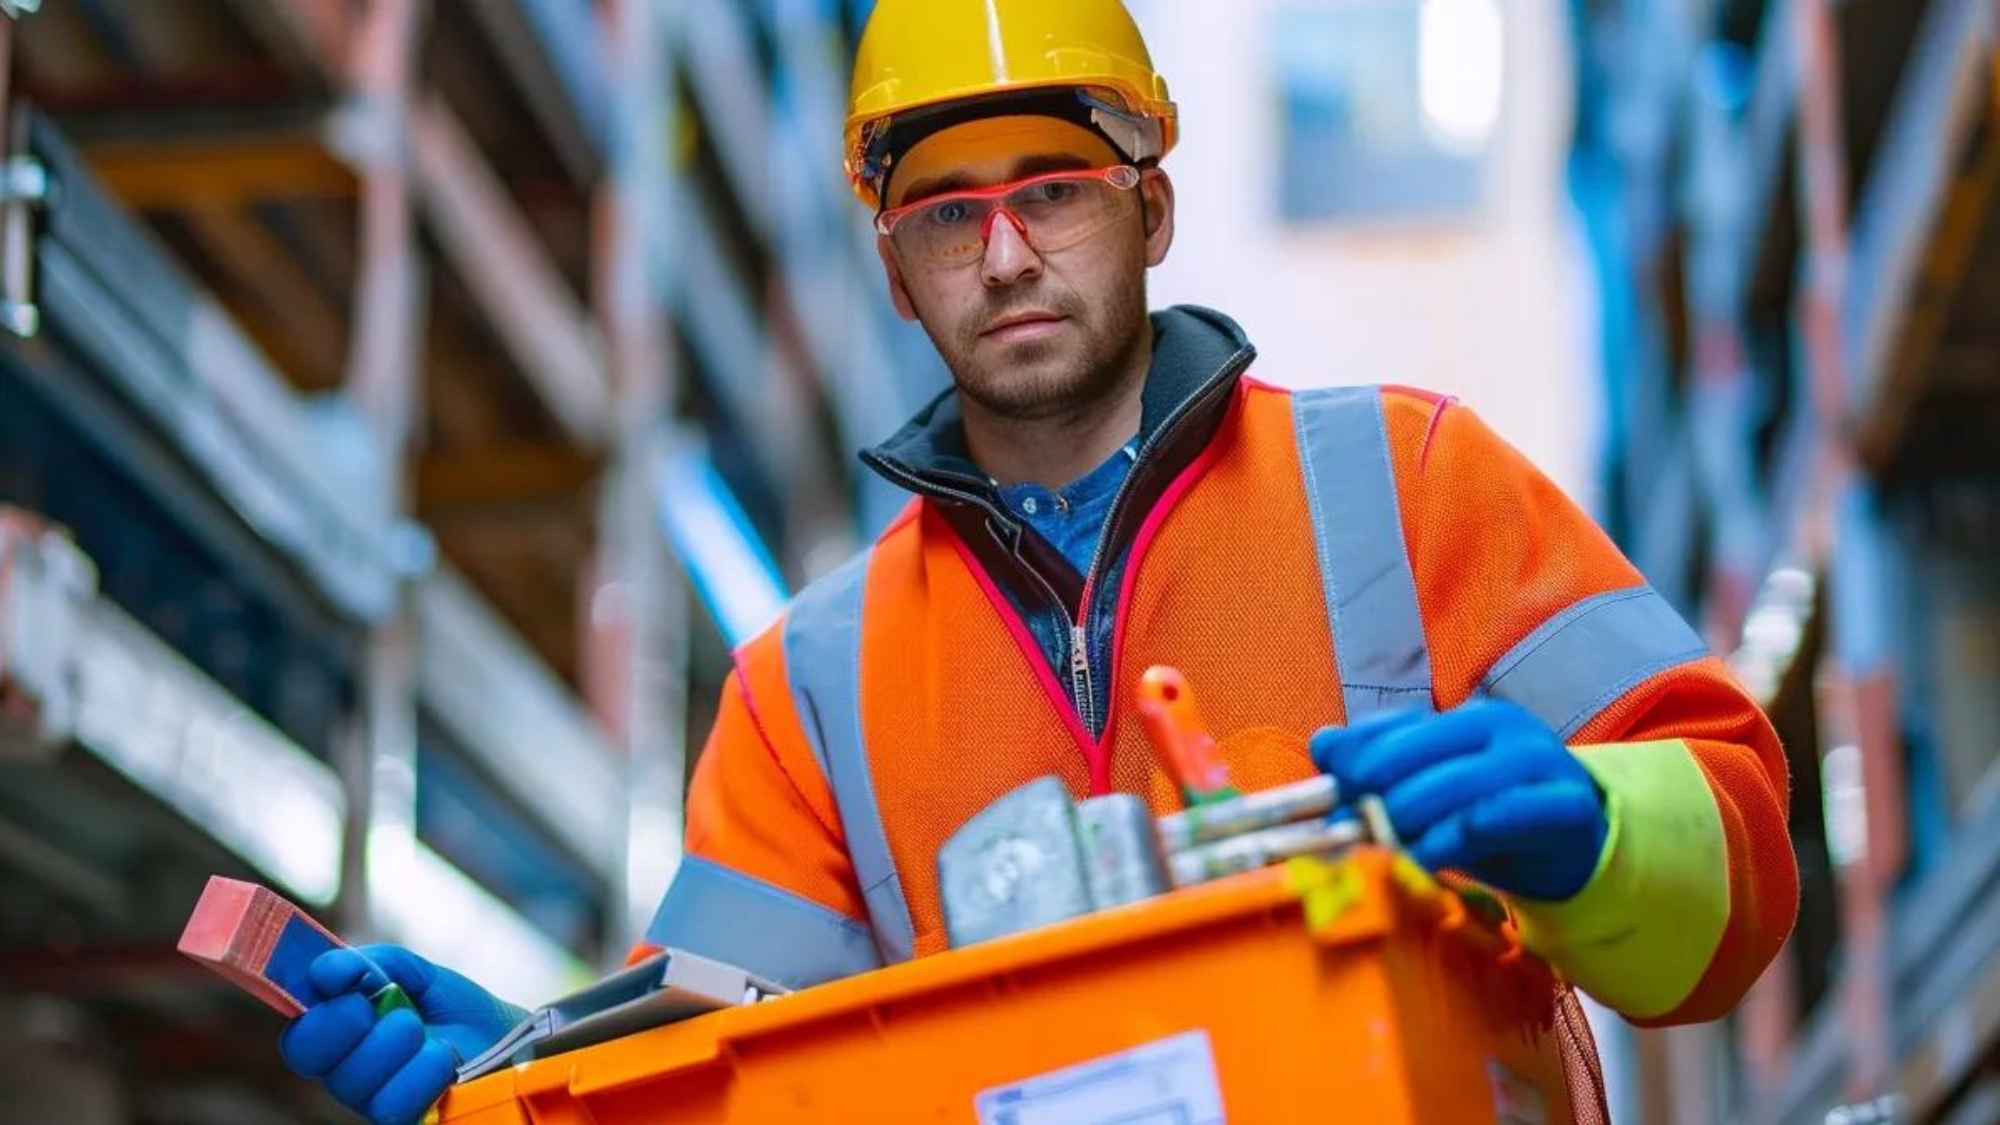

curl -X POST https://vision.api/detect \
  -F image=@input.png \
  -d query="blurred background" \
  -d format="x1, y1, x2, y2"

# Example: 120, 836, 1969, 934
0, 0, 1994, 1121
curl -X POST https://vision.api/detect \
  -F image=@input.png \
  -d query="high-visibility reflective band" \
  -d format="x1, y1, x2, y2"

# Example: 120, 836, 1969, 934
1482, 587, 1709, 739
782, 551, 919, 965
645, 855, 882, 991
1293, 386, 1435, 721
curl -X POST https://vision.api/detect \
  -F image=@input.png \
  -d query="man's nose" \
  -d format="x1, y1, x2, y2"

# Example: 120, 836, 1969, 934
980, 210, 1043, 287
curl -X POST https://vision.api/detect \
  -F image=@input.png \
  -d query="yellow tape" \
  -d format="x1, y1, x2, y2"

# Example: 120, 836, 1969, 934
1284, 856, 1363, 932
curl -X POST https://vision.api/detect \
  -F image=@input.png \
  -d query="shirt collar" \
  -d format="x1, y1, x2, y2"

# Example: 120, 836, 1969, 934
998, 437, 1138, 509
863, 305, 1255, 489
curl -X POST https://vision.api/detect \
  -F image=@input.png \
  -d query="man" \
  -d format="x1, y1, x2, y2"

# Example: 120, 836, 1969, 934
281, 2, 1799, 1121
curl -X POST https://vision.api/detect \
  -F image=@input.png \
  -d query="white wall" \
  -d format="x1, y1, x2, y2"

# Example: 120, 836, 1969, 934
1130, 0, 1601, 502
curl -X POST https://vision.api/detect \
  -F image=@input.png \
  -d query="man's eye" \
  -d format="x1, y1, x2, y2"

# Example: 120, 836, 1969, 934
927, 200, 975, 225
1026, 181, 1079, 204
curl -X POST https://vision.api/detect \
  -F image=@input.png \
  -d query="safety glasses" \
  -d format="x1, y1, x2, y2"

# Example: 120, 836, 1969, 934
876, 165, 1144, 268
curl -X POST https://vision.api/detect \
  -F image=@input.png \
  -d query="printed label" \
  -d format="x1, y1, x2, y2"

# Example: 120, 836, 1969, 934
974, 1030, 1226, 1125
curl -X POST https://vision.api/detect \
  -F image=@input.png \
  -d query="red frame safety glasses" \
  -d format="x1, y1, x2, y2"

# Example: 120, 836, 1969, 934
876, 165, 1144, 269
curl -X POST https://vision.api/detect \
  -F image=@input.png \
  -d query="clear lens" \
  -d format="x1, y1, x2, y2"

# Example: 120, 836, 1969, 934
882, 168, 1141, 267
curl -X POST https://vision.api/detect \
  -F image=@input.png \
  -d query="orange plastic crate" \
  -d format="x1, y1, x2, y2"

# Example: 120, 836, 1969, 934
436, 848, 1574, 1124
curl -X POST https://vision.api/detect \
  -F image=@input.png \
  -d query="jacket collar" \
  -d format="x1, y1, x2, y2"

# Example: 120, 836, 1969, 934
861, 304, 1256, 495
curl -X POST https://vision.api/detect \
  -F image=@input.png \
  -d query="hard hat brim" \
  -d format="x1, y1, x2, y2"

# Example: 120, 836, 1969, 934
847, 82, 1177, 210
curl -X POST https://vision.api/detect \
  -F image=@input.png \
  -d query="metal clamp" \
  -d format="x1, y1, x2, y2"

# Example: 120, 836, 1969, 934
0, 513, 99, 758
0, 157, 46, 339
0, 156, 50, 205
0, 300, 36, 338
1825, 1096, 1901, 1125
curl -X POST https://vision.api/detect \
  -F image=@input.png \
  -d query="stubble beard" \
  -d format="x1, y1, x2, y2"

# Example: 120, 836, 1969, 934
929, 279, 1151, 424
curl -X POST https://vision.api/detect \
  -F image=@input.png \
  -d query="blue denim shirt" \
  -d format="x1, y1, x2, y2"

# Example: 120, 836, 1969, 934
997, 440, 1139, 578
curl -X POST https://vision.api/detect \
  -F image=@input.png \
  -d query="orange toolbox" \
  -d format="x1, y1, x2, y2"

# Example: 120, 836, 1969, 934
433, 847, 1584, 1124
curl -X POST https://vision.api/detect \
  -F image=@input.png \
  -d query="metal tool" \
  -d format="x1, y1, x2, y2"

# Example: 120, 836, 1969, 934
1168, 817, 1364, 887
939, 774, 1394, 944
1077, 793, 1171, 909
454, 947, 785, 1083
938, 668, 1408, 945
938, 777, 1098, 948
1156, 774, 1338, 852
1165, 796, 1395, 887
938, 780, 1174, 948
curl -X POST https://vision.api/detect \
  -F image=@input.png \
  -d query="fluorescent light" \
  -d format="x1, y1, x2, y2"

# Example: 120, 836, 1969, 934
368, 831, 588, 1004
1418, 0, 1505, 153
1822, 742, 1867, 869
654, 446, 790, 647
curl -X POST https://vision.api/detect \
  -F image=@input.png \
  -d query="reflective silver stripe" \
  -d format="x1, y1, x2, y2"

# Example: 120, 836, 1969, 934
1293, 386, 1435, 720
646, 855, 881, 990
1482, 586, 1709, 739
782, 550, 918, 964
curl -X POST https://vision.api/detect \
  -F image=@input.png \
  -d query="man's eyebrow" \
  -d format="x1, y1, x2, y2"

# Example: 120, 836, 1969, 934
897, 154, 1104, 205
1010, 153, 1097, 178
898, 172, 971, 203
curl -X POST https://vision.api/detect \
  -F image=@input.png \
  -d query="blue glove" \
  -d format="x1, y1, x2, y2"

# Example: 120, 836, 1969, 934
1310, 701, 1609, 902
280, 944, 525, 1125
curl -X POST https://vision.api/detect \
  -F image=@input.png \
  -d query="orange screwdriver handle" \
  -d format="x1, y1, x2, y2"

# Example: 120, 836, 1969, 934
1136, 666, 1237, 804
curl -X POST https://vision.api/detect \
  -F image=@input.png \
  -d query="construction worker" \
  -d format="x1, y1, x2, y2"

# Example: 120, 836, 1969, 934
279, 2, 1799, 1121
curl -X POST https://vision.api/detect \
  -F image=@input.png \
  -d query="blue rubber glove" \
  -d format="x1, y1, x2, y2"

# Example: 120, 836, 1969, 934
279, 944, 526, 1125
1310, 700, 1610, 902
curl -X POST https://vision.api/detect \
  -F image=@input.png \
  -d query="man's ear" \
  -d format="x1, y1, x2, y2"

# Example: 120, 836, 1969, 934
1141, 168, 1176, 268
876, 235, 919, 322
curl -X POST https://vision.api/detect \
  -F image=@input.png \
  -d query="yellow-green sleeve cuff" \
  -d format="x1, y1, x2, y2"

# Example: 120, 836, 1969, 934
1511, 739, 1730, 1020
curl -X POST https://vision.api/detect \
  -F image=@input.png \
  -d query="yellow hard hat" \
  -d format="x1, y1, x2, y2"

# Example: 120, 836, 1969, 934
844, 0, 1178, 209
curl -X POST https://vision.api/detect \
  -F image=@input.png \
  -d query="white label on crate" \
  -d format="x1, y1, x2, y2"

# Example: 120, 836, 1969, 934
974, 1030, 1225, 1125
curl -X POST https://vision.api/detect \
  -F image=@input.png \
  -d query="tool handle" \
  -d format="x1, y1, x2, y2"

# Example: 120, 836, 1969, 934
370, 981, 417, 1019
1166, 818, 1367, 887
1136, 666, 1235, 803
1164, 796, 1396, 887
1155, 774, 1337, 851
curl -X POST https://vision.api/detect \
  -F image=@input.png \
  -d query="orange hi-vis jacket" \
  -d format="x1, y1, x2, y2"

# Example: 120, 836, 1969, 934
641, 306, 1798, 1027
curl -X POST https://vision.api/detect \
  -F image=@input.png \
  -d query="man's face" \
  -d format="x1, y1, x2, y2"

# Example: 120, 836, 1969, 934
877, 117, 1175, 422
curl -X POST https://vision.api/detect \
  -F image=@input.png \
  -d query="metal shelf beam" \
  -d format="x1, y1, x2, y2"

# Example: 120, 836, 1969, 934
677, 0, 776, 241
256, 0, 616, 450
1736, 0, 1800, 321
463, 0, 613, 182
408, 95, 613, 447
415, 568, 624, 880
0, 512, 348, 905
21, 110, 403, 622
0, 509, 590, 999
1841, 0, 1998, 469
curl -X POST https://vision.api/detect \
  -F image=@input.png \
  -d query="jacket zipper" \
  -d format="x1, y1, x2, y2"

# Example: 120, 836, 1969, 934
1067, 344, 1257, 732
1069, 622, 1096, 733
